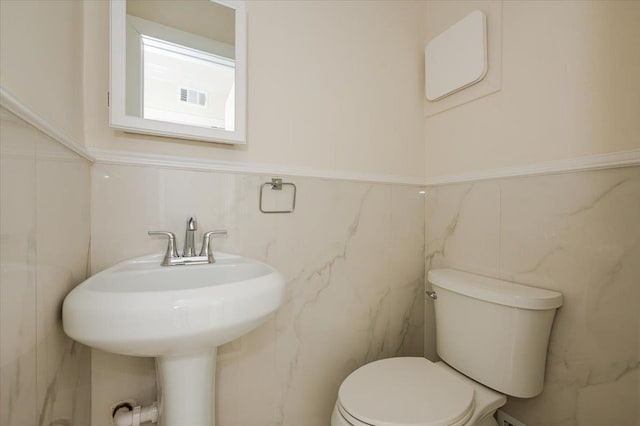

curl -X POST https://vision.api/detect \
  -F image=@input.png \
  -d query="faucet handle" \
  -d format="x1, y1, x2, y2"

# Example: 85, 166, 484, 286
200, 230, 228, 262
148, 231, 179, 266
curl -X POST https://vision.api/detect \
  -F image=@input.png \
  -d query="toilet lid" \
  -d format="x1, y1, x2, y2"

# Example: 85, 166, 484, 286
338, 357, 475, 426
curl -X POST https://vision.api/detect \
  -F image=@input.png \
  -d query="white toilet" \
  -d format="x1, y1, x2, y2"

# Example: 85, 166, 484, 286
332, 268, 563, 426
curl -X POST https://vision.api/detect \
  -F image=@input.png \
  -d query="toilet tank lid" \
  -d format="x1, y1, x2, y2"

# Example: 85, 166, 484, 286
428, 269, 563, 310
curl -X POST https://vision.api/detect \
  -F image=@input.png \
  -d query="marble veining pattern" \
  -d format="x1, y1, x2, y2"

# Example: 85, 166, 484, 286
90, 164, 425, 425
425, 166, 640, 426
0, 108, 91, 426
6, 107, 636, 426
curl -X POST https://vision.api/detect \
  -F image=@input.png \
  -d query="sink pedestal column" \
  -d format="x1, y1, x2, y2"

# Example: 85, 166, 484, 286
156, 348, 217, 426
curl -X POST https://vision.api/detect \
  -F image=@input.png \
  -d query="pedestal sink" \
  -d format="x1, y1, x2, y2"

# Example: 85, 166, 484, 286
62, 252, 286, 426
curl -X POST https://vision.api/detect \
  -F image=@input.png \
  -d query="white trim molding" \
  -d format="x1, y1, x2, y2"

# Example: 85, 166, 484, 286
424, 149, 640, 187
0, 87, 95, 162
90, 147, 640, 187
3, 85, 637, 187
89, 148, 427, 186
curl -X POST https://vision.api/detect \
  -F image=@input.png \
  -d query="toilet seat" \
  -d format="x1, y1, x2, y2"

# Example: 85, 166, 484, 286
337, 357, 475, 426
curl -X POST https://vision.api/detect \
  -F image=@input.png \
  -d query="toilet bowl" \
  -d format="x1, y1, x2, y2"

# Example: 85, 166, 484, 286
331, 357, 506, 426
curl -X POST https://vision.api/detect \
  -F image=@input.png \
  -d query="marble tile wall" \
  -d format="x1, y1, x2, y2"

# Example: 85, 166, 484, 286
89, 163, 425, 425
0, 108, 91, 426
7, 102, 633, 426
425, 166, 640, 426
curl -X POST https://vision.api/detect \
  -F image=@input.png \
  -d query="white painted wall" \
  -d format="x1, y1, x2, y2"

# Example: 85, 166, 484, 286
423, 0, 640, 178
84, 0, 427, 179
0, 0, 84, 143
3, 0, 640, 181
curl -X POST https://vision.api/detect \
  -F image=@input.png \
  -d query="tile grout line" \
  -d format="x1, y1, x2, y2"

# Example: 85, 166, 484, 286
498, 182, 502, 280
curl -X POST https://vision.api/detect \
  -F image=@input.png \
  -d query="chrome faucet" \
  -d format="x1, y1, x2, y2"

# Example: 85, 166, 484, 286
148, 217, 227, 266
183, 217, 198, 257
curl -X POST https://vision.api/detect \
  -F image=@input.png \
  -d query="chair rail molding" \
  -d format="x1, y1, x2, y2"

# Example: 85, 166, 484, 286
3, 85, 637, 187
424, 149, 640, 187
88, 148, 427, 186
0, 87, 94, 162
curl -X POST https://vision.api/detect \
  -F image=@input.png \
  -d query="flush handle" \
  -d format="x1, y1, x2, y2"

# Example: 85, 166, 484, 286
426, 290, 437, 300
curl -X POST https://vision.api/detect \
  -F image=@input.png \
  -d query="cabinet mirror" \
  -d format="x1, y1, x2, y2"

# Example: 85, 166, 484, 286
110, 0, 246, 144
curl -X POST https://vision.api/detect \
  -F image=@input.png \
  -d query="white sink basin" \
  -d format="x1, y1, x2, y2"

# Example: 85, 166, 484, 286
63, 252, 285, 357
62, 252, 286, 426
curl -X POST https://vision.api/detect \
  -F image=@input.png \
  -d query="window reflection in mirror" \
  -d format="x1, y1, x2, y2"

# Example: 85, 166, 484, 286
125, 0, 236, 131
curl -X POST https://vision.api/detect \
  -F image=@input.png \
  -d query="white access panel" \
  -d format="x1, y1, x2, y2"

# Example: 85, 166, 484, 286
425, 10, 488, 101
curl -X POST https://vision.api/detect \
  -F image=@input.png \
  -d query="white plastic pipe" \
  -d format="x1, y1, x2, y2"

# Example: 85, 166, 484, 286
113, 403, 158, 426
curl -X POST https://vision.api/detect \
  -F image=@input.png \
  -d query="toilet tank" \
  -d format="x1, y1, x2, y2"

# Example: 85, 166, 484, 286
428, 269, 563, 398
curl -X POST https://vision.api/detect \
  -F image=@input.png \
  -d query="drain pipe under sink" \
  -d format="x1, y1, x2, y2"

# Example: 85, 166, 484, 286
113, 403, 159, 426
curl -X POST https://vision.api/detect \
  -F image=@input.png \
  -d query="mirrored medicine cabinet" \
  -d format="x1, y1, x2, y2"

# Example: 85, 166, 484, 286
109, 0, 246, 144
